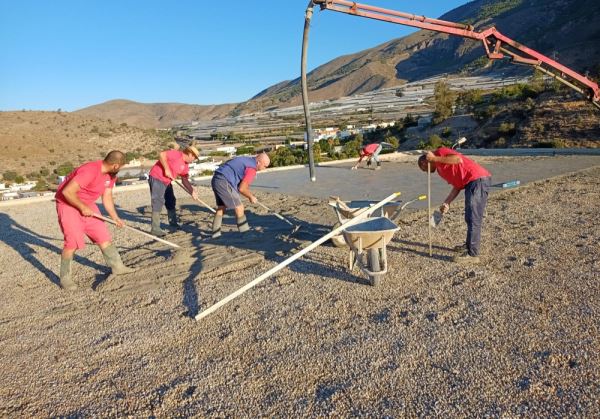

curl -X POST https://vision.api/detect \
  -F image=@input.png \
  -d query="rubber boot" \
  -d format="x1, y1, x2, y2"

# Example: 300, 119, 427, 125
212, 213, 223, 238
59, 257, 77, 290
151, 212, 166, 237
167, 209, 179, 228
236, 214, 250, 233
101, 244, 136, 275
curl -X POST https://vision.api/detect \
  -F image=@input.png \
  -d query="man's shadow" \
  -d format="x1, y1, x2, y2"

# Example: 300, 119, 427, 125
388, 239, 454, 262
0, 213, 107, 286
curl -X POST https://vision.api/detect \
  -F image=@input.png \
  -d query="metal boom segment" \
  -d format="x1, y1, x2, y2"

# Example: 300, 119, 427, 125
313, 0, 600, 107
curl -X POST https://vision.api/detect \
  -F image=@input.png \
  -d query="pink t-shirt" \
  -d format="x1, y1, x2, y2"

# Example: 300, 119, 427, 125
362, 143, 380, 156
434, 147, 491, 190
149, 150, 189, 185
55, 160, 116, 205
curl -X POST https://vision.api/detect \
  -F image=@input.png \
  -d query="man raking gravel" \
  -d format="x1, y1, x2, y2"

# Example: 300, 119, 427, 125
148, 145, 200, 236
55, 151, 135, 290
210, 153, 270, 238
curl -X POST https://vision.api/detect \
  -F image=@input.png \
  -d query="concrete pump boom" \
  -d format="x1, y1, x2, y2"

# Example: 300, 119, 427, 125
314, 0, 600, 106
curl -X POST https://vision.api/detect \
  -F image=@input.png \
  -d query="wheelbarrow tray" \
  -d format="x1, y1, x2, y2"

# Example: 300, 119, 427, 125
342, 217, 399, 250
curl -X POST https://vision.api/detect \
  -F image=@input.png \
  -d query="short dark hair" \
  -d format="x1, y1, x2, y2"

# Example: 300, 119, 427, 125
104, 150, 126, 165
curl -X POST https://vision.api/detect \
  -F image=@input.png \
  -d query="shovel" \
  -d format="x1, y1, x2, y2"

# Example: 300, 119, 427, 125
256, 201, 301, 234
429, 210, 444, 227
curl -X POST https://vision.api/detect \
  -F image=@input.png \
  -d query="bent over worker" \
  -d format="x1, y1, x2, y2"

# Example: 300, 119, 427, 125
418, 147, 491, 264
148, 145, 200, 237
352, 142, 383, 170
210, 153, 270, 238
55, 150, 134, 290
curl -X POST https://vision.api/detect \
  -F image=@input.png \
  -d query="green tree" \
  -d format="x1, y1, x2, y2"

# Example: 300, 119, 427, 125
433, 81, 457, 124
342, 138, 361, 157
458, 89, 483, 111
34, 179, 49, 191
313, 143, 322, 163
385, 135, 399, 149
15, 175, 25, 184
144, 151, 159, 160
125, 151, 141, 163
2, 171, 18, 181
55, 162, 74, 176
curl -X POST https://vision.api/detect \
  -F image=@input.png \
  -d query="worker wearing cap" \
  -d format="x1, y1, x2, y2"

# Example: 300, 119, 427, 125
418, 147, 491, 263
148, 145, 200, 236
352, 142, 383, 170
55, 150, 134, 290
210, 153, 270, 238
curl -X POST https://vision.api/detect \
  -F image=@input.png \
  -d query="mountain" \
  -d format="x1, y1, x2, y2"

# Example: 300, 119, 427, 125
75, 0, 600, 127
234, 0, 600, 113
75, 99, 237, 129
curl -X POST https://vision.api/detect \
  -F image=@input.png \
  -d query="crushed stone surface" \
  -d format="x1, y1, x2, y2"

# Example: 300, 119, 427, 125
0, 162, 599, 416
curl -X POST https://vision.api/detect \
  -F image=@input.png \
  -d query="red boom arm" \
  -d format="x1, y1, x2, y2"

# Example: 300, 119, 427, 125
314, 0, 600, 109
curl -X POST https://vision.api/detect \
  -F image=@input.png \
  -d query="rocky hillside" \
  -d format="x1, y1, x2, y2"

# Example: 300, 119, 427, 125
0, 111, 172, 178
237, 0, 600, 113
75, 99, 237, 129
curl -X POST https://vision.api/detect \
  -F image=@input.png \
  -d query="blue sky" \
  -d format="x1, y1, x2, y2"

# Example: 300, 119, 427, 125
0, 0, 467, 111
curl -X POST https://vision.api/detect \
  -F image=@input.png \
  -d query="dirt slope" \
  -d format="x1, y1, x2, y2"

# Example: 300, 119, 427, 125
0, 111, 168, 177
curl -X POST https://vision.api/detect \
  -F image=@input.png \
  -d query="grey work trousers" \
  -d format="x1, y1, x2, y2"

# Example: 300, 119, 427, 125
465, 176, 491, 256
149, 176, 176, 212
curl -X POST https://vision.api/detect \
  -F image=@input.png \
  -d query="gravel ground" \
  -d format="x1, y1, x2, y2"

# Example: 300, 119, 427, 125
0, 163, 599, 416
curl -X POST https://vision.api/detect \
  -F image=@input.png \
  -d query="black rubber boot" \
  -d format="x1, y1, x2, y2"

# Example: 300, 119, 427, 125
167, 209, 179, 228
101, 244, 136, 275
151, 212, 166, 237
59, 257, 77, 290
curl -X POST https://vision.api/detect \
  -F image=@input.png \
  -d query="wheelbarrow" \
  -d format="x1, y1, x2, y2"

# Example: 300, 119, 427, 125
328, 195, 426, 248
342, 217, 399, 286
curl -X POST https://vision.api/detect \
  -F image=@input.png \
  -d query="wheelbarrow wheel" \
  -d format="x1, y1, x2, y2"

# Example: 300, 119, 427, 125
367, 248, 383, 286
330, 222, 348, 248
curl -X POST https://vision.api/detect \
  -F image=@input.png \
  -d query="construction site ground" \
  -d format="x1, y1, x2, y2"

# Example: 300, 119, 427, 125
1, 155, 599, 416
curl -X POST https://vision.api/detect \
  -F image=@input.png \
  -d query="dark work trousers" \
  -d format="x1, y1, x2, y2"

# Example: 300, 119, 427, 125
464, 176, 491, 256
149, 176, 176, 212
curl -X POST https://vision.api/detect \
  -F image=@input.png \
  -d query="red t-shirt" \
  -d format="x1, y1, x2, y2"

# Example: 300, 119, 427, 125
149, 150, 189, 185
434, 147, 491, 190
241, 167, 257, 185
362, 143, 380, 156
55, 160, 117, 205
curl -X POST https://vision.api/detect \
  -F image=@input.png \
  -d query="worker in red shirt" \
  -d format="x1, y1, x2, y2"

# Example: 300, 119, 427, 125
55, 150, 134, 290
148, 145, 200, 236
418, 147, 492, 263
352, 142, 383, 170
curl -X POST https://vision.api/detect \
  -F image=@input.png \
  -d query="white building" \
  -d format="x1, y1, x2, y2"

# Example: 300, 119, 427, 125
216, 146, 236, 156
9, 181, 36, 192
189, 161, 221, 176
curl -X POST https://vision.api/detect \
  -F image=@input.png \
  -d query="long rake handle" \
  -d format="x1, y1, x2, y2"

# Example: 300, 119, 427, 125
427, 162, 433, 257
195, 191, 401, 321
174, 180, 216, 213
256, 201, 294, 226
93, 214, 181, 249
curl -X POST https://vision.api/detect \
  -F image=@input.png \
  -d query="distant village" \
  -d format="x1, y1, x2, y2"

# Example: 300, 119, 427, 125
2, 73, 531, 202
